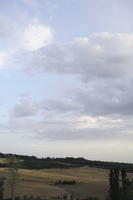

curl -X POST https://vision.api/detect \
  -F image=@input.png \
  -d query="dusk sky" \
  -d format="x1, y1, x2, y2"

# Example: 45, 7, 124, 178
0, 0, 133, 162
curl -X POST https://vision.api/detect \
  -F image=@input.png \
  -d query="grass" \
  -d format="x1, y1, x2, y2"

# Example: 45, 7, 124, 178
0, 167, 133, 200
0, 158, 6, 163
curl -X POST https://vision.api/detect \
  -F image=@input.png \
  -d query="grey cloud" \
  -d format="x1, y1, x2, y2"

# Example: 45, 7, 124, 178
11, 99, 38, 118
4, 116, 133, 141
11, 33, 133, 141
36, 127, 109, 141
72, 78, 133, 116
21, 0, 37, 7
10, 76, 133, 119
0, 18, 10, 38
44, 78, 133, 117
23, 33, 133, 81
10, 98, 80, 118
22, 32, 133, 117
40, 98, 81, 113
38, 78, 133, 117
5, 96, 133, 141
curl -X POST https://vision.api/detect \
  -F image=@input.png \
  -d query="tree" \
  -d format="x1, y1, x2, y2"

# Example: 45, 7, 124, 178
107, 168, 133, 200
121, 168, 127, 200
0, 177, 4, 200
108, 169, 114, 200
108, 168, 120, 200
6, 155, 21, 200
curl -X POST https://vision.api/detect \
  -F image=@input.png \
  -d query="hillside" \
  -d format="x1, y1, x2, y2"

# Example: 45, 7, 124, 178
1, 166, 132, 200
0, 153, 133, 172
0, 167, 109, 200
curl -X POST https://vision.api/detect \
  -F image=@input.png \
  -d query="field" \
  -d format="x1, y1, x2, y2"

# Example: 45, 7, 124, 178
0, 166, 133, 200
0, 167, 109, 200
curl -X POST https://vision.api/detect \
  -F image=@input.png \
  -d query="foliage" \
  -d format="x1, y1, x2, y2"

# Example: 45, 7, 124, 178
107, 168, 133, 200
1, 152, 133, 172
0, 177, 4, 200
3, 196, 100, 200
6, 155, 22, 200
54, 180, 76, 185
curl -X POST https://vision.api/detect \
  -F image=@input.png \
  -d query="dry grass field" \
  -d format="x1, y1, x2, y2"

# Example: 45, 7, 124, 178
0, 166, 132, 200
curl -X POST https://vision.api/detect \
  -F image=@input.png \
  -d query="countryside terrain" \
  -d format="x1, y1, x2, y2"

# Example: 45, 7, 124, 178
0, 154, 133, 200
0, 167, 109, 200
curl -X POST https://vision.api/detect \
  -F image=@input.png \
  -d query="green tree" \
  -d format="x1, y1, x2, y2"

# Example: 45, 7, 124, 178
6, 155, 21, 200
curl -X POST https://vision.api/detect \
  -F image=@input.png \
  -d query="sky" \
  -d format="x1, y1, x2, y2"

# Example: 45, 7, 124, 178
1, 0, 133, 162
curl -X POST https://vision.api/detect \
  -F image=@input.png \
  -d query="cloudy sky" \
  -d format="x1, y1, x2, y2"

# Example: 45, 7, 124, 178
1, 0, 133, 162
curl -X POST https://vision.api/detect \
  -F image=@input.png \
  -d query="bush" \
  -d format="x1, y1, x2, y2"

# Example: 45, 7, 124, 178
54, 180, 76, 185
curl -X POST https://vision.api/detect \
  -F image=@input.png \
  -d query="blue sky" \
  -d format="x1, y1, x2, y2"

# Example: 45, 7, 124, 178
1, 0, 133, 162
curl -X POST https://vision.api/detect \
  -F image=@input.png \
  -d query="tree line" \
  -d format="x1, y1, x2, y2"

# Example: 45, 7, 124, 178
106, 168, 133, 200
1, 153, 133, 172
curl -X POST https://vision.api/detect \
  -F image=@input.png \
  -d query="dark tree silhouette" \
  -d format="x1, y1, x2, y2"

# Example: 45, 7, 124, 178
0, 177, 4, 200
108, 168, 120, 200
107, 168, 133, 200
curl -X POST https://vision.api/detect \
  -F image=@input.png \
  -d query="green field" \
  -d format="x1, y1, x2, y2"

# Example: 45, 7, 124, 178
1, 166, 133, 200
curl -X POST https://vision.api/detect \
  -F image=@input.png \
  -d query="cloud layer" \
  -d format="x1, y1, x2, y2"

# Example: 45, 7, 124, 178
19, 33, 133, 117
25, 33, 133, 80
2, 32, 133, 142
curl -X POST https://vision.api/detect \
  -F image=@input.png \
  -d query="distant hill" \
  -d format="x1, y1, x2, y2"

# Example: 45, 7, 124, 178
0, 152, 133, 172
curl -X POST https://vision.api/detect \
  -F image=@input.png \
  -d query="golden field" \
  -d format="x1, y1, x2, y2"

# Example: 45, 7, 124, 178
0, 167, 132, 200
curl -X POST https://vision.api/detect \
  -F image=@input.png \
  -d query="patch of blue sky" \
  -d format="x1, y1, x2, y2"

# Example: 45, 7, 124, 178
0, 69, 80, 104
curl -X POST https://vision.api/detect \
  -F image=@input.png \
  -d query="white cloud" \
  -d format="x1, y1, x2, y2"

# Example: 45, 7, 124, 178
0, 52, 8, 68
22, 23, 53, 51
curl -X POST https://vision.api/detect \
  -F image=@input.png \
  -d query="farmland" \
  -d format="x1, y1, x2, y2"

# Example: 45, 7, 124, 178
0, 167, 113, 200
0, 156, 133, 200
